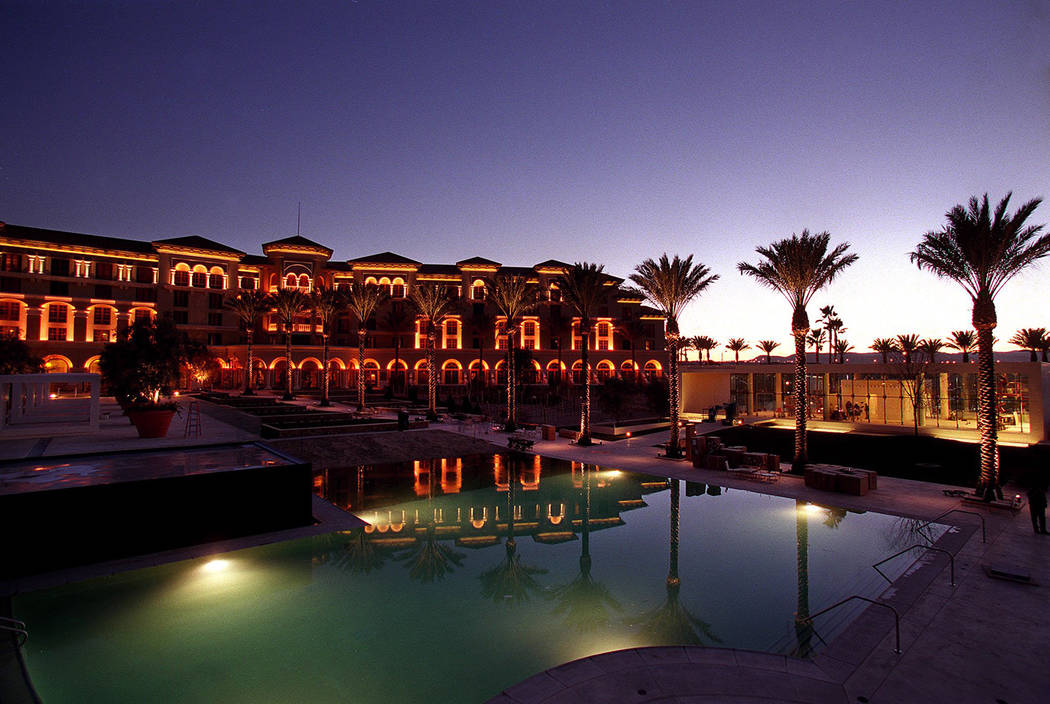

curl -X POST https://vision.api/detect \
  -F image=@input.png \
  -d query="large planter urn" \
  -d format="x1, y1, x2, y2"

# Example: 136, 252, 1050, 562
126, 408, 176, 438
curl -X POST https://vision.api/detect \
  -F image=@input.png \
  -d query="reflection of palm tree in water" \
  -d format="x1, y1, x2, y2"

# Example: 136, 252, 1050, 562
480, 456, 547, 603
398, 459, 465, 583
552, 465, 621, 630
318, 527, 393, 574
794, 500, 814, 657
639, 479, 720, 645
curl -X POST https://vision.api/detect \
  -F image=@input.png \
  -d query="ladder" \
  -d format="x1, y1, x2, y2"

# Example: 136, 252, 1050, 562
184, 400, 202, 438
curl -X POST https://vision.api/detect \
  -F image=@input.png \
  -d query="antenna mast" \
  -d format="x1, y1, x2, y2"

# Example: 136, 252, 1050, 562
297, 201, 301, 235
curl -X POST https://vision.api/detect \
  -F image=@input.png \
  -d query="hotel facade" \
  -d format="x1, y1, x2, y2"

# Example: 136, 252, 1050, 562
0, 222, 669, 392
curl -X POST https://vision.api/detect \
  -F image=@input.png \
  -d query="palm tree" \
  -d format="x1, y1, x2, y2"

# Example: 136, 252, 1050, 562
310, 283, 346, 406
917, 337, 945, 364
552, 465, 621, 630
757, 339, 780, 364
631, 254, 719, 458
346, 283, 388, 410
638, 479, 720, 645
833, 338, 854, 363
794, 500, 813, 657
1009, 327, 1048, 362
487, 274, 540, 430
807, 328, 827, 363
561, 262, 608, 446
947, 330, 977, 363
691, 335, 717, 363
738, 230, 858, 471
726, 337, 750, 362
911, 192, 1048, 499
410, 284, 455, 417
870, 337, 899, 364
383, 303, 412, 394
480, 457, 547, 603
827, 319, 846, 362
267, 287, 311, 400
818, 305, 843, 360
224, 288, 269, 395
895, 333, 920, 363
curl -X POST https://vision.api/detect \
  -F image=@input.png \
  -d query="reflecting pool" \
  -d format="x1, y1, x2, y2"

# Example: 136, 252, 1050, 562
15, 453, 945, 703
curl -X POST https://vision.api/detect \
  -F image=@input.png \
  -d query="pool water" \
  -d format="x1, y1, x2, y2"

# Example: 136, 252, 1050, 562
15, 453, 945, 703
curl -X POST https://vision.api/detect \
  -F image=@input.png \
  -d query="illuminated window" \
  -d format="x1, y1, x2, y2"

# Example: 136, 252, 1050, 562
391, 278, 406, 298
48, 305, 68, 324
443, 319, 460, 349
471, 280, 485, 301
548, 284, 561, 302
208, 267, 225, 289
92, 307, 111, 326
596, 321, 612, 351
191, 265, 208, 288
522, 320, 539, 350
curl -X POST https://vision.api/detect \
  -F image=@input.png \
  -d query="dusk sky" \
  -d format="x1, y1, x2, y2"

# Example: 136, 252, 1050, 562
4, 1, 1048, 359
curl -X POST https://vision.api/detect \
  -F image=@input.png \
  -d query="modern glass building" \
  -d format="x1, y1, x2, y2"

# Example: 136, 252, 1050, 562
680, 361, 1050, 445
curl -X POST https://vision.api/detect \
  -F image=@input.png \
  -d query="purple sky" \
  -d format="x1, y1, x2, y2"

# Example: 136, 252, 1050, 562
4, 1, 1049, 358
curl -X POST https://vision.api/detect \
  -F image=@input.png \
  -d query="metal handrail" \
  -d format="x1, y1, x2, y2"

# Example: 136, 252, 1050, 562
873, 544, 956, 586
799, 595, 901, 654
919, 508, 985, 543
0, 617, 28, 647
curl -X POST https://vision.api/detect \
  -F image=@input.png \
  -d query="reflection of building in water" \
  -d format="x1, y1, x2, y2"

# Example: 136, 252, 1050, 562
681, 361, 1049, 443
321, 454, 653, 550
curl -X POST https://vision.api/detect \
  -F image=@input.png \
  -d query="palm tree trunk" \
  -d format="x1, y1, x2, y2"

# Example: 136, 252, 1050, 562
244, 329, 254, 395
428, 332, 437, 415
284, 329, 294, 400
357, 328, 366, 410
393, 337, 401, 394
579, 329, 592, 444
505, 335, 514, 428
668, 479, 680, 586
975, 324, 999, 499
667, 333, 681, 457
320, 333, 331, 406
793, 330, 808, 471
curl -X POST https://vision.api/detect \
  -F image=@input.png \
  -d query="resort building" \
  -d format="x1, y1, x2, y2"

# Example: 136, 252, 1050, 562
0, 221, 668, 391
680, 361, 1050, 445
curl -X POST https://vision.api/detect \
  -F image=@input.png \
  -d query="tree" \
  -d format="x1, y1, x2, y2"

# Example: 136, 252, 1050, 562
224, 289, 269, 395
726, 337, 750, 362
0, 334, 43, 374
911, 192, 1048, 499
631, 254, 719, 458
691, 335, 717, 363
917, 337, 945, 364
346, 283, 388, 410
947, 330, 977, 363
487, 273, 540, 429
99, 318, 204, 408
870, 337, 899, 364
806, 328, 827, 364
818, 305, 844, 361
267, 288, 311, 400
1009, 327, 1048, 362
310, 283, 346, 406
895, 333, 920, 363
738, 230, 858, 471
410, 284, 454, 417
833, 338, 853, 363
756, 339, 780, 364
560, 262, 609, 445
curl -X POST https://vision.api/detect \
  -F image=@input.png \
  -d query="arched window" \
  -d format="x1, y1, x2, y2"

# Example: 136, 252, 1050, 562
286, 273, 298, 289
571, 360, 590, 385
644, 360, 662, 380
621, 360, 638, 380
548, 284, 561, 302
298, 274, 310, 291
391, 277, 405, 298
546, 360, 563, 384
471, 279, 486, 301
131, 307, 156, 325
208, 266, 225, 289
173, 262, 191, 287
191, 265, 208, 288
442, 359, 462, 385
596, 360, 614, 381
43, 355, 72, 373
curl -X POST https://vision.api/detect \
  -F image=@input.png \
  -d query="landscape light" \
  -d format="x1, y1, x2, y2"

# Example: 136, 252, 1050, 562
202, 559, 230, 573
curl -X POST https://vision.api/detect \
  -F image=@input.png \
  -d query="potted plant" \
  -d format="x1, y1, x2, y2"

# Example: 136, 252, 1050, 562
100, 318, 206, 438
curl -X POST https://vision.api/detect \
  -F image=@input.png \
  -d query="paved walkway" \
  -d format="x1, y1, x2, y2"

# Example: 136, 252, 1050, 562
433, 422, 1050, 704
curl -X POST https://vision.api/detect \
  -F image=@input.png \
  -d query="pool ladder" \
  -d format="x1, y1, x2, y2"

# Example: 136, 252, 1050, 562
0, 616, 28, 647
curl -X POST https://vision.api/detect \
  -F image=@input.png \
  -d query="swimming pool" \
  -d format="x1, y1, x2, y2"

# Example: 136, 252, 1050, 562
14, 453, 945, 703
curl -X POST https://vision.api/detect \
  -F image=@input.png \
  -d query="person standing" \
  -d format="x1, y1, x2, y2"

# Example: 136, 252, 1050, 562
1027, 480, 1047, 535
